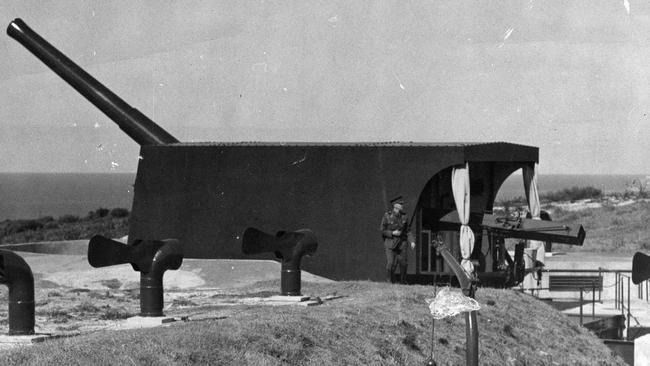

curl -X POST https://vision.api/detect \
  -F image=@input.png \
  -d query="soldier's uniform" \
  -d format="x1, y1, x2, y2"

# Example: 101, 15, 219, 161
380, 204, 412, 283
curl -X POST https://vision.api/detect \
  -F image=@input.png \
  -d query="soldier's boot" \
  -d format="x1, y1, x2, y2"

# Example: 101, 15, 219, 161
386, 270, 393, 283
400, 265, 407, 284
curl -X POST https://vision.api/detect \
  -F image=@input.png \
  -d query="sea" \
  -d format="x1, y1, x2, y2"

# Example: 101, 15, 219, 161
0, 173, 647, 221
0, 173, 136, 221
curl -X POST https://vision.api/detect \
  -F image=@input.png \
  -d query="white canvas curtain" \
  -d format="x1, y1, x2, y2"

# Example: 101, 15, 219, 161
523, 165, 540, 220
523, 164, 545, 264
451, 163, 475, 276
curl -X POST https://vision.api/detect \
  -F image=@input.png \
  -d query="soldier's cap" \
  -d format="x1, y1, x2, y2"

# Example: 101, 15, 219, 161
390, 196, 405, 206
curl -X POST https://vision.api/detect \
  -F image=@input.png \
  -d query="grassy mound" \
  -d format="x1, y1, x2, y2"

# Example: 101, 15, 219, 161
0, 281, 625, 365
551, 201, 650, 253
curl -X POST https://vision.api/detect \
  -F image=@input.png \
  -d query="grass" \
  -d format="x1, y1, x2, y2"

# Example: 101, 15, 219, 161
540, 186, 603, 203
495, 185, 650, 254
497, 186, 605, 208
99, 307, 133, 320
542, 201, 650, 253
0, 281, 627, 365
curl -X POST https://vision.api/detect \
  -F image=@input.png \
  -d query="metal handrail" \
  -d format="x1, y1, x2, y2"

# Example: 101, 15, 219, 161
578, 282, 597, 326
521, 266, 650, 343
544, 268, 630, 274
615, 273, 633, 340
532, 267, 650, 341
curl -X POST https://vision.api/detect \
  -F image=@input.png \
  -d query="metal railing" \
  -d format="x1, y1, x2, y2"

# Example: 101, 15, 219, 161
521, 268, 650, 341
578, 283, 598, 326
615, 273, 632, 340
542, 268, 606, 301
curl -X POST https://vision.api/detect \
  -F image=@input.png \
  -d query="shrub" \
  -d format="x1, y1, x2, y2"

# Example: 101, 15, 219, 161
3, 219, 43, 235
45, 307, 72, 323
109, 208, 130, 218
172, 297, 198, 307
100, 279, 122, 290
86, 207, 110, 220
62, 227, 82, 240
95, 207, 110, 218
496, 196, 527, 209
37, 216, 55, 223
73, 301, 100, 314
59, 214, 80, 223
540, 186, 602, 202
100, 307, 133, 320
44, 221, 59, 229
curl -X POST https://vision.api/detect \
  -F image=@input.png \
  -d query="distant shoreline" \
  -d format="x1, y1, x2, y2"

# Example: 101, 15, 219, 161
0, 172, 647, 221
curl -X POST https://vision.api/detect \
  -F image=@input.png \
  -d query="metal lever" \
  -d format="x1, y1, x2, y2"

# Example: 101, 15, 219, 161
433, 241, 479, 366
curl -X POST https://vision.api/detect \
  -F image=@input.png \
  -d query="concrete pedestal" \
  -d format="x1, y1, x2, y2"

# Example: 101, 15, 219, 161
635, 334, 650, 366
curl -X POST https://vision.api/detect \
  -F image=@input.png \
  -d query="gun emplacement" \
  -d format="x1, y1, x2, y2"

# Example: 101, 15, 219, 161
7, 18, 584, 286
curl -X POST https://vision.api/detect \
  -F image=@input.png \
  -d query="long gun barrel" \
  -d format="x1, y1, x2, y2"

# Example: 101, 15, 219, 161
440, 211, 586, 245
7, 18, 178, 146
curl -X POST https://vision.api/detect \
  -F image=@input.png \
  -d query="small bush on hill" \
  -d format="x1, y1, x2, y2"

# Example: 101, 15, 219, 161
59, 214, 80, 223
540, 186, 602, 202
38, 216, 55, 223
43, 221, 59, 229
109, 208, 129, 218
497, 186, 604, 207
100, 307, 133, 320
2, 219, 43, 235
0, 207, 130, 244
624, 177, 650, 198
87, 208, 110, 220
498, 197, 527, 209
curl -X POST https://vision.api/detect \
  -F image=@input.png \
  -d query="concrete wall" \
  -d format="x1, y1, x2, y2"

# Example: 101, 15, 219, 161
635, 334, 650, 366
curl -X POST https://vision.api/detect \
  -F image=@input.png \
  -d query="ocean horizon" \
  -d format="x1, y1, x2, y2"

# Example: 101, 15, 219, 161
0, 172, 647, 221
0, 173, 135, 221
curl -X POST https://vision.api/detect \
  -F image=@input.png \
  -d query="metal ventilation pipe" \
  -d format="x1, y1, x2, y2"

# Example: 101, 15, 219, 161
242, 228, 318, 296
0, 250, 35, 335
88, 235, 183, 317
139, 240, 184, 316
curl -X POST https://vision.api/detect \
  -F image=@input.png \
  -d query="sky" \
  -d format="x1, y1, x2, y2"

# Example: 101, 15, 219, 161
0, 0, 649, 174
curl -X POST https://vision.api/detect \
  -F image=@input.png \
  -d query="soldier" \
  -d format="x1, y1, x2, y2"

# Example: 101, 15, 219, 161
380, 196, 415, 283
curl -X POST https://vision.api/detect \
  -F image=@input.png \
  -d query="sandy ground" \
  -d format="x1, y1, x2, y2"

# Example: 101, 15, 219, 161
550, 198, 649, 211
0, 250, 332, 347
14, 251, 330, 291
494, 197, 650, 212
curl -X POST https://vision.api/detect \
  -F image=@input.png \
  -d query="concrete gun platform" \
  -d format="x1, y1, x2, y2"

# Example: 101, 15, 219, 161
0, 247, 334, 349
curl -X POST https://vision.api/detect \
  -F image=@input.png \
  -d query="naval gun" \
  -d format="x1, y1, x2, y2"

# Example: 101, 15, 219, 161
439, 210, 585, 245
8, 19, 556, 285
